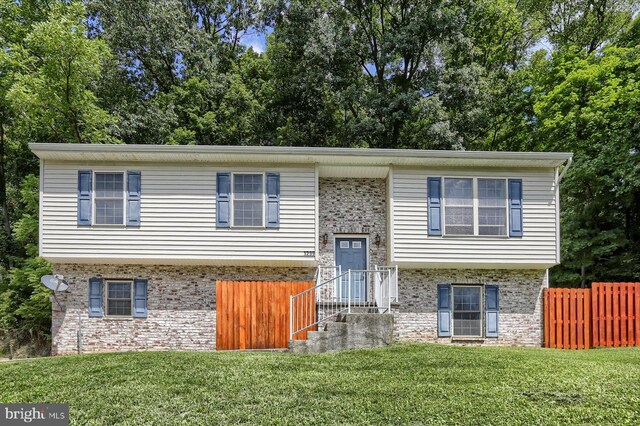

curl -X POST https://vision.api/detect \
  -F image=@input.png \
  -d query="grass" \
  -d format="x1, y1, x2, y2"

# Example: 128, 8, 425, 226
1, 344, 640, 425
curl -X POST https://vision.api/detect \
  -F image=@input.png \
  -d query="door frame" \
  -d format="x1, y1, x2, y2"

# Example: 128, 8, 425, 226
333, 234, 370, 272
334, 234, 370, 302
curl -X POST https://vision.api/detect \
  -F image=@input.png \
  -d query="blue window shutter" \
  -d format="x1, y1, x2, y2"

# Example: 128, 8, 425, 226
265, 172, 280, 228
427, 177, 442, 236
437, 284, 451, 337
133, 278, 148, 318
508, 179, 523, 237
127, 171, 141, 226
88, 277, 103, 317
77, 171, 92, 226
216, 172, 231, 228
485, 285, 499, 337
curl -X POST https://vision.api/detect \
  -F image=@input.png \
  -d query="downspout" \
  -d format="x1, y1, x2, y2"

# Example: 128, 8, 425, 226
554, 156, 573, 268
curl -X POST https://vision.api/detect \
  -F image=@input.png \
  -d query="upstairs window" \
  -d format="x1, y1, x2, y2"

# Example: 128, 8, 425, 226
478, 179, 507, 236
444, 178, 473, 235
95, 172, 124, 225
443, 177, 508, 236
233, 174, 264, 227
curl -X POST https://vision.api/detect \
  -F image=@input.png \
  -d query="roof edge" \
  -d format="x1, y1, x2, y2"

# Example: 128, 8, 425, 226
29, 142, 573, 164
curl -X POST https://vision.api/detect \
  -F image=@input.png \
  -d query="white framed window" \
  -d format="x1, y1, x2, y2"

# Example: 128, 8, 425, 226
94, 172, 125, 225
452, 285, 482, 337
232, 173, 264, 227
444, 178, 473, 235
106, 280, 132, 316
443, 177, 508, 236
477, 179, 507, 236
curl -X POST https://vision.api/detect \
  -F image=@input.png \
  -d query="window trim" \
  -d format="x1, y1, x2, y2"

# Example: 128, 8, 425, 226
92, 171, 126, 227
231, 172, 266, 228
451, 284, 483, 338
105, 280, 133, 318
442, 177, 510, 237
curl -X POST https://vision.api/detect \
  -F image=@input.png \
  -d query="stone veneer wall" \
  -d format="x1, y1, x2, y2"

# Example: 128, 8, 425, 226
318, 178, 387, 269
394, 268, 547, 346
51, 263, 314, 355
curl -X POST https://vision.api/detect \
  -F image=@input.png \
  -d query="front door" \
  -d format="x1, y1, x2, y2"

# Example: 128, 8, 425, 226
335, 237, 367, 301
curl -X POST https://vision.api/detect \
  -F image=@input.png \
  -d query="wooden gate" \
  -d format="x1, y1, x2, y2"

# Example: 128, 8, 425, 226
544, 288, 592, 349
216, 281, 315, 350
591, 282, 640, 348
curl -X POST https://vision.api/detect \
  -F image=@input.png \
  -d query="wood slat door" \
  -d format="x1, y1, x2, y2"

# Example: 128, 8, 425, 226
216, 281, 315, 350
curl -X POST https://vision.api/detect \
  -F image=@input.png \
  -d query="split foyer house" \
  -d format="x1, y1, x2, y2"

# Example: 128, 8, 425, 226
30, 143, 572, 355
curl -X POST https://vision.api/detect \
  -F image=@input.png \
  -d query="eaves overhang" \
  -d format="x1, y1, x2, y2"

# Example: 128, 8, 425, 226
29, 143, 572, 169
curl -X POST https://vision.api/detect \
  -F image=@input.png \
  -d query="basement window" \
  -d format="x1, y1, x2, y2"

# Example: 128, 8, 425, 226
452, 286, 482, 337
106, 281, 132, 316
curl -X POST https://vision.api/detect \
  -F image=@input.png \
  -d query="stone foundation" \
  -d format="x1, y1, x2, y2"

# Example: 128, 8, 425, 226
51, 264, 314, 355
393, 269, 547, 346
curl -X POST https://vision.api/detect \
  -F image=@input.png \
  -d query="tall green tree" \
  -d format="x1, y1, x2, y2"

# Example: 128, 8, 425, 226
0, 0, 114, 354
86, 0, 268, 145
523, 0, 637, 53
265, 0, 539, 149
7, 1, 118, 144
530, 46, 640, 286
0, 175, 51, 355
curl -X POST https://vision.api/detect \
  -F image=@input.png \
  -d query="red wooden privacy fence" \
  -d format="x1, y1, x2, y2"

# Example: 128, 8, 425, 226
216, 281, 315, 350
544, 283, 640, 349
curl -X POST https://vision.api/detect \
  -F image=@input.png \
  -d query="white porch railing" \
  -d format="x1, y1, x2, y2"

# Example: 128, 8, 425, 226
373, 265, 399, 313
290, 265, 398, 340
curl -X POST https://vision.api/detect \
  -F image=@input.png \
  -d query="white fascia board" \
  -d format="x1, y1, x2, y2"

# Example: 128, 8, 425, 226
29, 143, 573, 169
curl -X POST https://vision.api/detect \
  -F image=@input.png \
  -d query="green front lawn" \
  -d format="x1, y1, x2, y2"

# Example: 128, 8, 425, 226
1, 344, 639, 425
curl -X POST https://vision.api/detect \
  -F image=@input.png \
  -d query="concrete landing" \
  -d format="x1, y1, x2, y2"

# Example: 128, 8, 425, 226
288, 313, 394, 354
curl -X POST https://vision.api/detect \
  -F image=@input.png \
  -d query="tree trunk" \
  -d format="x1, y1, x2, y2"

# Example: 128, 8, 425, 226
0, 122, 11, 237
580, 265, 586, 288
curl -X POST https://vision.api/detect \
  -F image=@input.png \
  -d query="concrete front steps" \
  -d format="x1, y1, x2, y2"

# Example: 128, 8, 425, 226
288, 313, 394, 354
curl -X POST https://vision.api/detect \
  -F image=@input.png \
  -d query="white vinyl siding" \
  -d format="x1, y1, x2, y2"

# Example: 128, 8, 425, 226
391, 167, 558, 268
40, 162, 316, 266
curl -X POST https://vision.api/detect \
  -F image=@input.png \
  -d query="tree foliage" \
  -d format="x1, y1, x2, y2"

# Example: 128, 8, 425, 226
528, 46, 640, 286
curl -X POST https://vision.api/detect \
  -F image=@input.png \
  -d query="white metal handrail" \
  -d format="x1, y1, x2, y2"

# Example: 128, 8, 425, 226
290, 270, 350, 339
290, 266, 397, 340
314, 265, 342, 287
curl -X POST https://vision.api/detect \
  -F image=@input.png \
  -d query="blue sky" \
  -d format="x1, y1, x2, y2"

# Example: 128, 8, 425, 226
240, 28, 270, 53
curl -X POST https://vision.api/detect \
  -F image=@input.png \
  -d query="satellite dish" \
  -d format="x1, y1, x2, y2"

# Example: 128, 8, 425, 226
40, 274, 69, 292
